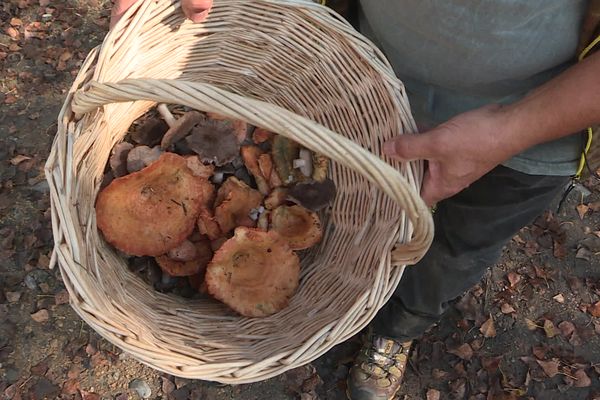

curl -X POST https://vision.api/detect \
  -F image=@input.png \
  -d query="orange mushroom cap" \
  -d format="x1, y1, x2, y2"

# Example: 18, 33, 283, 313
155, 239, 213, 277
270, 205, 323, 250
214, 177, 263, 233
205, 227, 300, 317
96, 152, 213, 256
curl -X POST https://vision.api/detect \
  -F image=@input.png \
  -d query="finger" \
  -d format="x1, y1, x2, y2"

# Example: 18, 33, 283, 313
182, 0, 213, 22
382, 132, 435, 161
110, 0, 139, 28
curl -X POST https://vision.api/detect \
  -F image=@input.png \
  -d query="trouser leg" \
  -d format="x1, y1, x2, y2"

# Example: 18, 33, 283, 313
370, 165, 570, 341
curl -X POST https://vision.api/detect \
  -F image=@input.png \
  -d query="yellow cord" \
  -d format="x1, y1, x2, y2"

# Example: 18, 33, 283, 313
575, 34, 600, 178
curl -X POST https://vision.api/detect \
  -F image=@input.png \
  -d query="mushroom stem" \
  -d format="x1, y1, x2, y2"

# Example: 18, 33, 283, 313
157, 104, 176, 127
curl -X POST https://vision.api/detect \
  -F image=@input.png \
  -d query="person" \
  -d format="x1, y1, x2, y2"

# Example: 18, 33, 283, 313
111, 1, 600, 399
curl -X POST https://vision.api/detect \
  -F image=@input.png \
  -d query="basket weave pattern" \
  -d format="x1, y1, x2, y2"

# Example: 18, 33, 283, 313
45, 0, 433, 383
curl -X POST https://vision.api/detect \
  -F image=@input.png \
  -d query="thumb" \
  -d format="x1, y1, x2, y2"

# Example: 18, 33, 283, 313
382, 132, 435, 161
182, 0, 213, 22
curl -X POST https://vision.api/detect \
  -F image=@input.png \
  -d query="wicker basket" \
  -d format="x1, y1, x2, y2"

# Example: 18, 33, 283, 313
44, 0, 433, 384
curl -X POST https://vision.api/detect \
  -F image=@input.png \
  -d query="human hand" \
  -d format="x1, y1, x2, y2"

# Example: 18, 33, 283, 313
383, 105, 518, 206
111, 0, 213, 28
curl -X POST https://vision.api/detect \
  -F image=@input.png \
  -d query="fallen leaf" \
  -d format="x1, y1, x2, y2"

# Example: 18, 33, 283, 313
573, 369, 591, 387
553, 293, 565, 303
62, 379, 79, 395
10, 155, 32, 165
575, 247, 593, 261
10, 18, 22, 26
543, 320, 557, 338
501, 303, 516, 314
5, 291, 21, 303
431, 369, 449, 380
507, 272, 521, 287
536, 359, 560, 378
532, 346, 546, 360
589, 201, 600, 212
588, 301, 600, 317
480, 317, 497, 338
449, 378, 466, 399
448, 343, 473, 361
525, 318, 538, 331
80, 390, 101, 400
577, 204, 589, 219
558, 321, 576, 338
31, 309, 49, 323
593, 231, 600, 238
426, 388, 441, 400
553, 240, 567, 259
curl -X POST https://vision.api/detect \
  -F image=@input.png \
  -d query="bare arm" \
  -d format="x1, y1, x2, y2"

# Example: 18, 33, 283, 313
384, 51, 600, 206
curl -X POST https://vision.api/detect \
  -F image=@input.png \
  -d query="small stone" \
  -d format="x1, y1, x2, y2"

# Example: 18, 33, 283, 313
5, 291, 21, 303
54, 290, 69, 305
30, 309, 49, 323
38, 283, 50, 294
128, 379, 151, 399
24, 274, 38, 290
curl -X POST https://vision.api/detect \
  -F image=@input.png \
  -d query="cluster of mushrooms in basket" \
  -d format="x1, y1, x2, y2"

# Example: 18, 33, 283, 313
96, 105, 336, 317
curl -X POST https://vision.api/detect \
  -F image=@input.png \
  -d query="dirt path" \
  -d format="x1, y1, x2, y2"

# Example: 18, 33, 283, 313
2, 2, 600, 399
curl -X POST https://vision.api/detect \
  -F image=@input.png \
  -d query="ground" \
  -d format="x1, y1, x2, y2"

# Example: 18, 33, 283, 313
1, 1, 600, 399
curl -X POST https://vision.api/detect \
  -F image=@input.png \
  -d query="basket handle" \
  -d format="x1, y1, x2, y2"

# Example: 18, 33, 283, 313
71, 78, 433, 266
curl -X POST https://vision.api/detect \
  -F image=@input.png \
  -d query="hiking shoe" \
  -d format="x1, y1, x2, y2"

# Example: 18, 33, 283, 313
346, 336, 412, 400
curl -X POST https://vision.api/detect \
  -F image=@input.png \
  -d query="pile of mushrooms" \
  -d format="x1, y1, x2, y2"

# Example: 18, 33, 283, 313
96, 104, 336, 317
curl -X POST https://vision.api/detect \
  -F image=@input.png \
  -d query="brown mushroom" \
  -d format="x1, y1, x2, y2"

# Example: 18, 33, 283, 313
205, 112, 248, 144
96, 153, 213, 256
160, 110, 204, 150
270, 205, 322, 250
272, 135, 300, 185
186, 155, 215, 179
214, 177, 263, 233
126, 145, 163, 173
156, 238, 213, 277
205, 227, 300, 317
109, 142, 134, 177
252, 128, 273, 144
312, 153, 329, 182
264, 187, 289, 210
197, 208, 222, 240
241, 145, 270, 194
185, 118, 242, 166
287, 178, 337, 211
257, 210, 270, 231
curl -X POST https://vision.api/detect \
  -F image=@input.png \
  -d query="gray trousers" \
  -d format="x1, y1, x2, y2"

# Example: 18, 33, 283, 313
370, 165, 570, 341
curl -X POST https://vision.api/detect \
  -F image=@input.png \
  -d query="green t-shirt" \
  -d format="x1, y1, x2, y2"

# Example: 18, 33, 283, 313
359, 0, 588, 176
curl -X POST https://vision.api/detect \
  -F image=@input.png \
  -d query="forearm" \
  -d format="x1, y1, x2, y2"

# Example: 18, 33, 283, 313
499, 51, 600, 156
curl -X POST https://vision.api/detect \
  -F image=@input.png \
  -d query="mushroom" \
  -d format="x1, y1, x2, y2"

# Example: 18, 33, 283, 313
155, 238, 213, 277
287, 178, 337, 211
167, 240, 198, 262
272, 135, 300, 185
214, 177, 263, 233
205, 227, 300, 317
252, 127, 273, 144
185, 118, 242, 166
206, 112, 248, 144
264, 187, 289, 210
241, 145, 270, 194
257, 210, 270, 231
130, 117, 169, 147
294, 149, 314, 178
109, 142, 134, 177
312, 153, 329, 182
96, 152, 213, 256
186, 155, 215, 179
258, 154, 274, 183
126, 145, 163, 173
197, 207, 222, 240
270, 205, 323, 250
158, 107, 204, 150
